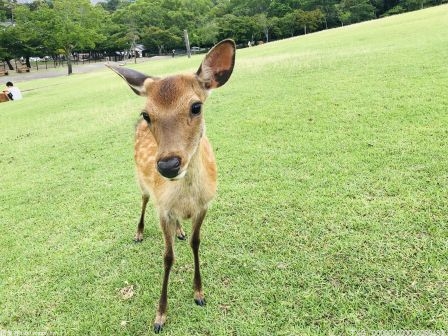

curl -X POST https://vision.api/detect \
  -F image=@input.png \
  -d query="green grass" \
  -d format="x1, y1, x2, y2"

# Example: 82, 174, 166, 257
1, 5, 447, 335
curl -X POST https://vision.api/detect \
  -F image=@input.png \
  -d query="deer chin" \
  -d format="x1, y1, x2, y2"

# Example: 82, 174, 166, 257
167, 169, 187, 181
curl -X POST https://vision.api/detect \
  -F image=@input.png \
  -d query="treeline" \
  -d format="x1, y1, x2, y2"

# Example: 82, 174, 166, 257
1, 0, 446, 74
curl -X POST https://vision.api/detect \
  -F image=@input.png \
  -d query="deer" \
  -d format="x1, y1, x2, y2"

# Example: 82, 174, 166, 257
107, 39, 235, 333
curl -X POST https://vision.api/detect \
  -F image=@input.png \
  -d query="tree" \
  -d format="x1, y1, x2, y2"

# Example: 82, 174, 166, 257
401, 0, 431, 10
267, 16, 282, 41
228, 0, 271, 16
191, 21, 220, 47
9, 5, 46, 67
336, 0, 375, 25
305, 9, 325, 32
216, 14, 255, 44
280, 12, 297, 37
31, 0, 106, 75
253, 13, 270, 42
99, 0, 130, 12
381, 4, 406, 16
313, 0, 340, 29
0, 2, 48, 68
335, 3, 351, 25
0, 26, 15, 70
140, 26, 182, 55
268, 0, 293, 17
0, 0, 15, 23
279, 9, 324, 36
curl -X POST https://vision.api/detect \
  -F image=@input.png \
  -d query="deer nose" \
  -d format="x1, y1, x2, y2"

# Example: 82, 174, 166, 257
157, 156, 181, 179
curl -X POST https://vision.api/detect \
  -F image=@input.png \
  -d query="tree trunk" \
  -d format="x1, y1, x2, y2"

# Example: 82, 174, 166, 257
5, 58, 13, 70
25, 56, 31, 68
66, 50, 73, 75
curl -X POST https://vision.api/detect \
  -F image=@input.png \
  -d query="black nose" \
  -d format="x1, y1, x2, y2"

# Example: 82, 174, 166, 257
157, 156, 181, 179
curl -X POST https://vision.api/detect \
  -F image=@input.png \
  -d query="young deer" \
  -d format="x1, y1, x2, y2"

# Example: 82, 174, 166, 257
107, 39, 235, 333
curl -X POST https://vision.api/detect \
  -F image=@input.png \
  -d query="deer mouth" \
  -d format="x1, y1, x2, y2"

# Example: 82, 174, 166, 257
167, 170, 187, 181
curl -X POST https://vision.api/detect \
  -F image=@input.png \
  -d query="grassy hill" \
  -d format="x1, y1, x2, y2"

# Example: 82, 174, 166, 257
1, 5, 447, 335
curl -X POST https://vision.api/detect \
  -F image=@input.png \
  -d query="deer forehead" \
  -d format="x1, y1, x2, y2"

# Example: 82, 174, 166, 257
145, 74, 207, 111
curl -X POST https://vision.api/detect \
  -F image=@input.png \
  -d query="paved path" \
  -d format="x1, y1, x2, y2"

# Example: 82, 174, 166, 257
2, 57, 171, 84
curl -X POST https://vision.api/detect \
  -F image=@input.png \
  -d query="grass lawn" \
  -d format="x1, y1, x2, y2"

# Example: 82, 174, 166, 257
1, 5, 447, 335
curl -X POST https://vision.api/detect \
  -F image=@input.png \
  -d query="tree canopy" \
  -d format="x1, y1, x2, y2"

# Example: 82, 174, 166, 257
1, 0, 446, 74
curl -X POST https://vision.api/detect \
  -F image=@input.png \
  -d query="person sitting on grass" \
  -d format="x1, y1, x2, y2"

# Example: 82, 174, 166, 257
2, 81, 23, 101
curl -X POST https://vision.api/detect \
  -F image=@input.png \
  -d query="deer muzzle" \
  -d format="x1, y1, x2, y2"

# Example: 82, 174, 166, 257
157, 156, 182, 179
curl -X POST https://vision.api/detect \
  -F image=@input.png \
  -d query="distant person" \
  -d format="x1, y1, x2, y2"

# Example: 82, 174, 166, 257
3, 81, 22, 101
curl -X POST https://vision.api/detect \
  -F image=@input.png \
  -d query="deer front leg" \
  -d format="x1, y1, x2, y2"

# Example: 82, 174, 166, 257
154, 216, 176, 333
135, 194, 149, 242
191, 209, 207, 306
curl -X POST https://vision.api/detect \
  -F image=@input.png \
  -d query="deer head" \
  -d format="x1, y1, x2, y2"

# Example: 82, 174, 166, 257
107, 39, 235, 180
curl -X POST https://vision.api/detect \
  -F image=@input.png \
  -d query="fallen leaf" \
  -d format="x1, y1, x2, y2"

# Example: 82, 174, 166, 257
119, 284, 135, 300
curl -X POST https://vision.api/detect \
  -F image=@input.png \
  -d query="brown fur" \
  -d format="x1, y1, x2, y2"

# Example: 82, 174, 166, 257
0, 92, 9, 102
107, 39, 236, 333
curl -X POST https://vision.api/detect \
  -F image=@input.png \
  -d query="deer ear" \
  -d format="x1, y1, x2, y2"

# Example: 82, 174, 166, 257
106, 64, 155, 96
197, 39, 236, 90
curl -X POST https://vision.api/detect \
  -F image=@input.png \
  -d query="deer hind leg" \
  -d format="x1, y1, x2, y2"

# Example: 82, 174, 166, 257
134, 194, 149, 242
191, 209, 207, 306
154, 215, 176, 333
175, 219, 186, 240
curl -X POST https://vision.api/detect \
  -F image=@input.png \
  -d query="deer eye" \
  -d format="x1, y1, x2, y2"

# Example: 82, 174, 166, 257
141, 111, 151, 124
191, 102, 202, 116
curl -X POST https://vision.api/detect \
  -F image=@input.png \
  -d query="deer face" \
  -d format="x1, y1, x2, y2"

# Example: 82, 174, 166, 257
141, 75, 208, 180
107, 39, 235, 180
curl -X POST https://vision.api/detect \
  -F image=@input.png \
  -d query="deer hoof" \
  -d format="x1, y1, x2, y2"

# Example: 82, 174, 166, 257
153, 323, 163, 333
134, 232, 143, 242
177, 233, 187, 240
194, 298, 206, 306
154, 313, 166, 333
176, 226, 186, 240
